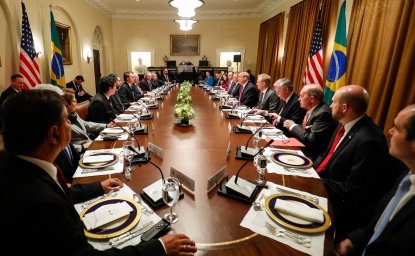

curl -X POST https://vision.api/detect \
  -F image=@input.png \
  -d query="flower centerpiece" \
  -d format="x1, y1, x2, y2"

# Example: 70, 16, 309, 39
174, 81, 194, 126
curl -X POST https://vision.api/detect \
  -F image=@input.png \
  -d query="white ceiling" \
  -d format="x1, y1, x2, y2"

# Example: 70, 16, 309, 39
84, 0, 283, 19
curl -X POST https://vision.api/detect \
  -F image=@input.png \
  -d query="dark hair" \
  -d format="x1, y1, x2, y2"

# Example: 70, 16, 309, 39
62, 91, 75, 106
75, 75, 84, 82
11, 73, 23, 81
100, 75, 116, 93
1, 90, 65, 155
405, 109, 415, 141
123, 71, 132, 81
307, 86, 324, 102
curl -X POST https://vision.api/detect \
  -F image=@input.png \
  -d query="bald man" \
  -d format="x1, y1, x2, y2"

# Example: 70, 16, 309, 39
333, 104, 415, 255
314, 85, 401, 239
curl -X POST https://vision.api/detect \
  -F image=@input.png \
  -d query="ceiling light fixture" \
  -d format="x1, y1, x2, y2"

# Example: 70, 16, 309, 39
169, 0, 204, 18
174, 19, 198, 31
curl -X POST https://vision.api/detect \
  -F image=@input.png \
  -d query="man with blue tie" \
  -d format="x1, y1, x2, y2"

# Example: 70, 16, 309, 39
333, 103, 415, 255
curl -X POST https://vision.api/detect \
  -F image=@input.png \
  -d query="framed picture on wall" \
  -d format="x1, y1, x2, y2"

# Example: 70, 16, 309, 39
170, 35, 200, 56
55, 22, 72, 65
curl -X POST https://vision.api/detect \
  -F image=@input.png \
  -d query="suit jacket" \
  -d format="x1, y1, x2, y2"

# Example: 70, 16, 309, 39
0, 156, 165, 255
132, 84, 144, 101
55, 143, 81, 182
69, 112, 106, 152
272, 93, 306, 133
239, 81, 258, 108
159, 73, 173, 83
110, 92, 125, 114
314, 116, 400, 237
289, 102, 338, 160
118, 82, 135, 107
139, 79, 153, 92
255, 88, 279, 112
0, 86, 19, 107
66, 81, 92, 103
227, 82, 240, 97
86, 92, 117, 124
345, 171, 415, 256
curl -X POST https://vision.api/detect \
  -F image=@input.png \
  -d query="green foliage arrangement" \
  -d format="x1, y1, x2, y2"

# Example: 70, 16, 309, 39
174, 81, 195, 121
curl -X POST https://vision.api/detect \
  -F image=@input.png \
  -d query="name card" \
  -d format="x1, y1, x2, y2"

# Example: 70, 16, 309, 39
207, 165, 227, 192
226, 141, 231, 161
148, 142, 164, 159
228, 122, 232, 135
170, 167, 195, 192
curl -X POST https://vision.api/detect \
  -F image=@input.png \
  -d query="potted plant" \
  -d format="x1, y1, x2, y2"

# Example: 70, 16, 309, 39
174, 81, 194, 126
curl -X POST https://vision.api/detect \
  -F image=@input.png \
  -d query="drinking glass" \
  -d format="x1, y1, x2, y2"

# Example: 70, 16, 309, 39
251, 126, 261, 151
255, 151, 267, 186
162, 177, 181, 224
123, 141, 136, 174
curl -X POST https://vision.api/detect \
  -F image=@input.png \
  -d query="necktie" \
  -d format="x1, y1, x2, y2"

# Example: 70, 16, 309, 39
55, 164, 73, 203
64, 145, 73, 162
316, 125, 345, 173
239, 85, 245, 102
259, 92, 264, 103
165, 75, 169, 82
302, 111, 311, 128
365, 174, 412, 250
278, 101, 286, 115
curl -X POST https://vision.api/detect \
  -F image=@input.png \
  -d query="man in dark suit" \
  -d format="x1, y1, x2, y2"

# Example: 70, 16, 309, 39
333, 103, 415, 255
66, 75, 93, 103
251, 73, 279, 113
159, 67, 173, 83
267, 78, 306, 133
118, 71, 143, 108
87, 75, 118, 124
227, 72, 240, 97
108, 73, 125, 114
313, 85, 400, 239
283, 84, 337, 160
0, 73, 24, 108
139, 71, 154, 92
0, 89, 197, 255
237, 71, 258, 108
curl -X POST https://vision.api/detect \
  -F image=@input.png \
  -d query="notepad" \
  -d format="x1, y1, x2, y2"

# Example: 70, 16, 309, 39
82, 201, 134, 231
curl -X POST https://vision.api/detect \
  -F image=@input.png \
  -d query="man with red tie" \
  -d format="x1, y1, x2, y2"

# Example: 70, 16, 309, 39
283, 84, 337, 160
313, 85, 400, 239
237, 71, 258, 108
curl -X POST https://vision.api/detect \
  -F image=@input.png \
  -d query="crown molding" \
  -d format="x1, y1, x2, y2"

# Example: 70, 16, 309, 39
84, 0, 282, 20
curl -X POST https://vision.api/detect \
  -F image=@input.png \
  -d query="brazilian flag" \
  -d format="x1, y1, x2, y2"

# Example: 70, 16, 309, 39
324, 0, 347, 104
50, 10, 65, 87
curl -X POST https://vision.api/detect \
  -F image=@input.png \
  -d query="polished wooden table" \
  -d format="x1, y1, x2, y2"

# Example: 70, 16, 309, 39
74, 86, 335, 255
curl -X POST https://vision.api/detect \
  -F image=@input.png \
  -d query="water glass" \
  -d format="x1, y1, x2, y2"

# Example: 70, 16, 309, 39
162, 177, 181, 224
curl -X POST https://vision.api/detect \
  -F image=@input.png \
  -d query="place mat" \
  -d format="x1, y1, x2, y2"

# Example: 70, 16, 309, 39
264, 148, 319, 178
79, 197, 141, 239
240, 181, 327, 256
270, 152, 313, 169
73, 148, 124, 178
79, 152, 119, 169
74, 185, 162, 250
264, 194, 331, 234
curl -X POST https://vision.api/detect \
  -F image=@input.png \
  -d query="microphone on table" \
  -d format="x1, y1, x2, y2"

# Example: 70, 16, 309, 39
235, 138, 274, 184
132, 114, 142, 128
223, 139, 274, 200
138, 100, 150, 114
237, 122, 268, 159
112, 120, 146, 158
234, 110, 253, 132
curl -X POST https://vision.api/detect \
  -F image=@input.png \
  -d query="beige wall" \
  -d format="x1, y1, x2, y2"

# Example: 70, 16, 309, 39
111, 18, 260, 77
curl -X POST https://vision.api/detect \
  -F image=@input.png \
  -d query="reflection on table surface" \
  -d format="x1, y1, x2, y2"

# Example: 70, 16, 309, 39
73, 86, 335, 255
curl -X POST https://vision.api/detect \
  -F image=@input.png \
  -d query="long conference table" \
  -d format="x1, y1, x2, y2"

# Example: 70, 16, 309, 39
74, 86, 335, 255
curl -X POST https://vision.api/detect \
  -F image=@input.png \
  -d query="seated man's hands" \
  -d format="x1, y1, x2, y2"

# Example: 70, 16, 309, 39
161, 234, 197, 256
332, 238, 354, 256
100, 178, 123, 193
283, 120, 295, 129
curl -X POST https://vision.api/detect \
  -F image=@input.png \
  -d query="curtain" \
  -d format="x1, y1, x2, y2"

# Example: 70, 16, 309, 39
255, 13, 285, 82
280, 0, 337, 93
348, 0, 415, 132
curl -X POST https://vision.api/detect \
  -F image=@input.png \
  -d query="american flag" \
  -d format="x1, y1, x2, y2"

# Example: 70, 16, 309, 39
303, 11, 323, 86
19, 2, 41, 90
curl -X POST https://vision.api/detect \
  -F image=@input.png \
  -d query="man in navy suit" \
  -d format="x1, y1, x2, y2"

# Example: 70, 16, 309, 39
251, 73, 279, 113
314, 85, 400, 239
333, 103, 415, 255
0, 73, 24, 108
237, 71, 258, 108
266, 78, 306, 134
86, 75, 118, 124
283, 84, 337, 160
0, 89, 197, 255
